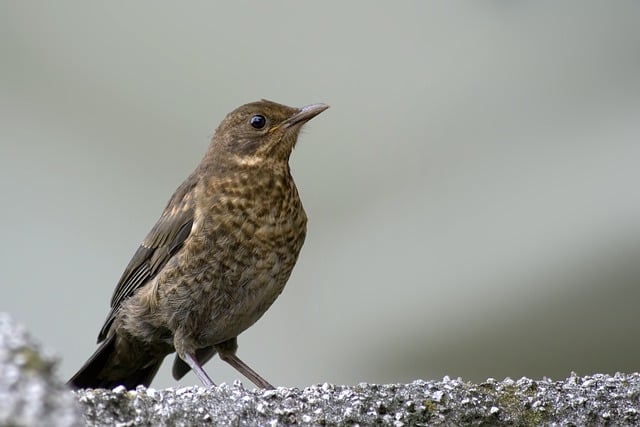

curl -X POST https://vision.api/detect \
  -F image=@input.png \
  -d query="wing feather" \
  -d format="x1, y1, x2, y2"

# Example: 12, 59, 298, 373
97, 175, 198, 342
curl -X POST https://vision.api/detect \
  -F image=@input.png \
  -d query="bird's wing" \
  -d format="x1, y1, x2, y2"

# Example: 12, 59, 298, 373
97, 174, 198, 342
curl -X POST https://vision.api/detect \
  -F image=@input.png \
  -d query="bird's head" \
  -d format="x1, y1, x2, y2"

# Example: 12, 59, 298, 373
208, 100, 329, 167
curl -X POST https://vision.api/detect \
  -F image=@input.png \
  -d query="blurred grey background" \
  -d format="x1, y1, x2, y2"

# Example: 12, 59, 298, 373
1, 2, 640, 389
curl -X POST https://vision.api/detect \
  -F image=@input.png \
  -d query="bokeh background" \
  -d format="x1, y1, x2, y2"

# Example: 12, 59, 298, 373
1, 2, 639, 390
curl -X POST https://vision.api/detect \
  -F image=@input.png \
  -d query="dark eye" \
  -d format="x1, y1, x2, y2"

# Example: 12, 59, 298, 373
250, 115, 266, 129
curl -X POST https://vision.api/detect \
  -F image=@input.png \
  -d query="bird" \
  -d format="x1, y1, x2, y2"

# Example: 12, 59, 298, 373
67, 99, 329, 390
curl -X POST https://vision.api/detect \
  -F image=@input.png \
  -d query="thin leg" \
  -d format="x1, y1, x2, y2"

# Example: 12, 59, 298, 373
221, 353, 275, 390
173, 346, 217, 380
182, 351, 216, 388
216, 338, 275, 390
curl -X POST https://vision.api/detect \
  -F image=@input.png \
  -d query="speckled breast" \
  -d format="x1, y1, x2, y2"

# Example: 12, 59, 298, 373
159, 170, 307, 346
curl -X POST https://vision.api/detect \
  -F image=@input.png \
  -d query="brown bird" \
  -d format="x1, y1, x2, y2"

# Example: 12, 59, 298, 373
68, 100, 328, 390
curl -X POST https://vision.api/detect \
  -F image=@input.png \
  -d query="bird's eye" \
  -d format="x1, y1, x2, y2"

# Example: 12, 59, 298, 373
250, 115, 266, 129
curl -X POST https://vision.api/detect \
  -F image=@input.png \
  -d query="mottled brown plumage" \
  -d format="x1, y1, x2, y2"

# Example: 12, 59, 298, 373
68, 100, 328, 390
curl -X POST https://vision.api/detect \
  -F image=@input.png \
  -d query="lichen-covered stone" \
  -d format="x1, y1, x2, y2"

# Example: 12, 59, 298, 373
73, 374, 640, 426
2, 312, 640, 426
0, 313, 81, 427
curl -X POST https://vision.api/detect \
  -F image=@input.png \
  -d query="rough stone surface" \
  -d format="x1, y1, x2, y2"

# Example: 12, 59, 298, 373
73, 373, 640, 426
2, 312, 640, 426
0, 313, 81, 427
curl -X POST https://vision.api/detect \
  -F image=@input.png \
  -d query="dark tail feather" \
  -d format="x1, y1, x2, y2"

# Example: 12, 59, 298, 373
67, 335, 162, 390
172, 346, 217, 380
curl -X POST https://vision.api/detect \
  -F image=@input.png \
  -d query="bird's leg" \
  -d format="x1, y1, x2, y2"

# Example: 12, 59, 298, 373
223, 353, 274, 390
175, 334, 216, 387
181, 351, 216, 388
215, 338, 275, 390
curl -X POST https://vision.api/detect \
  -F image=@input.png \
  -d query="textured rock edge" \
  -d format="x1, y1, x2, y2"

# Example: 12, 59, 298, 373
73, 373, 640, 426
2, 312, 640, 426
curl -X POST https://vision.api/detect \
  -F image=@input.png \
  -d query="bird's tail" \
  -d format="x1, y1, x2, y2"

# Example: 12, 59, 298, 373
67, 334, 163, 390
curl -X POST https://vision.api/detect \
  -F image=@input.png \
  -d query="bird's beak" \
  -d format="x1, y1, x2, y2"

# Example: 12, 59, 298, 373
284, 103, 330, 128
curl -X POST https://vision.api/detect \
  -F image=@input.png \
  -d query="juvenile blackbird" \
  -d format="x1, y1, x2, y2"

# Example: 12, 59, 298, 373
68, 100, 328, 390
